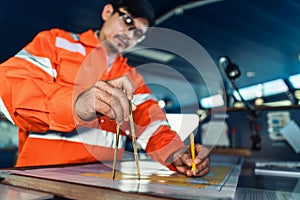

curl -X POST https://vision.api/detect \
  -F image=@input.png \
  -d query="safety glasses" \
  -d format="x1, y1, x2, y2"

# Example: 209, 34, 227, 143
116, 10, 146, 43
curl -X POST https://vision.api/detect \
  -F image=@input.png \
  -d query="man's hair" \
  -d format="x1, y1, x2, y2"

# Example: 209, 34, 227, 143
111, 0, 155, 26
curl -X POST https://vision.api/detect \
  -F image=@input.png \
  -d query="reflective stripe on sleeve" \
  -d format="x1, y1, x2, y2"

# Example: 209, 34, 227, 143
55, 37, 86, 56
132, 93, 157, 106
137, 120, 169, 149
29, 128, 126, 149
0, 97, 15, 124
15, 49, 57, 79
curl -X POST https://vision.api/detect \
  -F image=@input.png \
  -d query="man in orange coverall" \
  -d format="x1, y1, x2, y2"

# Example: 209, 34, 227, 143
0, 0, 210, 177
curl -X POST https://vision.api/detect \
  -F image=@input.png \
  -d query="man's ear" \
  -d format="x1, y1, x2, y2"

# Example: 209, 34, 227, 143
101, 4, 114, 21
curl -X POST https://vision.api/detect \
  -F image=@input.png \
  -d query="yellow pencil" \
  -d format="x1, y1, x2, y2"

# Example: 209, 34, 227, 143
190, 133, 196, 176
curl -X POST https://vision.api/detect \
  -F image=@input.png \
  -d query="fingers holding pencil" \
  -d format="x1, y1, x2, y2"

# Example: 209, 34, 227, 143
193, 144, 210, 176
170, 143, 210, 177
188, 144, 210, 177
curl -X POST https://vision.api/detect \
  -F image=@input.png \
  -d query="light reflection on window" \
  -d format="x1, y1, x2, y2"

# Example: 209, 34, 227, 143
200, 94, 224, 109
233, 79, 289, 101
289, 74, 300, 89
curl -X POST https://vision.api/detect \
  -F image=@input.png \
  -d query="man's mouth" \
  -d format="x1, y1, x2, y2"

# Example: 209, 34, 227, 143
114, 34, 130, 49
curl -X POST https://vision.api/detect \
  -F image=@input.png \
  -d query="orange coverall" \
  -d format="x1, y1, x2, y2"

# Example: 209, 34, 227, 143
0, 28, 184, 167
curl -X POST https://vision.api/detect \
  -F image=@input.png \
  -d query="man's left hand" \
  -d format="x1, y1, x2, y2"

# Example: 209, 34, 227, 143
171, 144, 210, 177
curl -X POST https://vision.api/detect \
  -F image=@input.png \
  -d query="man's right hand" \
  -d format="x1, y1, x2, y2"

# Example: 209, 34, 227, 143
74, 76, 134, 124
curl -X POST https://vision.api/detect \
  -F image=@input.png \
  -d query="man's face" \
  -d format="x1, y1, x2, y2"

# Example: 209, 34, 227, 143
101, 7, 149, 56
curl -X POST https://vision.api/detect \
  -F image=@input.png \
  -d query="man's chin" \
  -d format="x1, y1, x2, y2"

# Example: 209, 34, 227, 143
102, 43, 121, 57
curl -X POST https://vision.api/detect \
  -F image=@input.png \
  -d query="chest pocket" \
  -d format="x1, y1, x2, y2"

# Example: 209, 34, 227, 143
55, 52, 85, 85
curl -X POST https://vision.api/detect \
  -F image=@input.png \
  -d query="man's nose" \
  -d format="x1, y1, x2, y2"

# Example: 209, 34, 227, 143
123, 29, 135, 40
